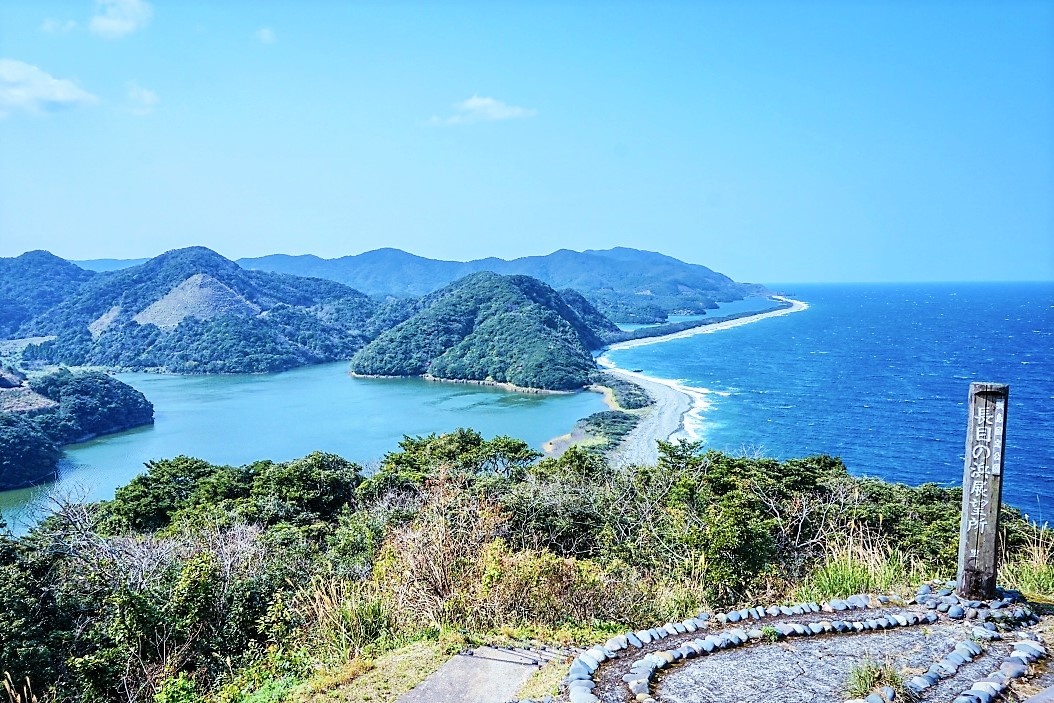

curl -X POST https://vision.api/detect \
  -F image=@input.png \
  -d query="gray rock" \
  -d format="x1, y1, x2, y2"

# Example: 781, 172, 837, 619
966, 689, 993, 703
1016, 640, 1046, 656
577, 653, 600, 672
949, 605, 966, 619
627, 633, 643, 648
727, 610, 742, 623
1001, 661, 1028, 678
568, 690, 599, 703
567, 661, 591, 679
808, 623, 824, 635
908, 675, 932, 690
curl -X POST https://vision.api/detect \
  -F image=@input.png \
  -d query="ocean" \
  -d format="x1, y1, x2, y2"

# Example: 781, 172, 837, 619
606, 283, 1054, 518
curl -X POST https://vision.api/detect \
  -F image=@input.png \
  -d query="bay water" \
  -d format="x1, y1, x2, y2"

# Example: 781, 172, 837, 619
0, 366, 605, 530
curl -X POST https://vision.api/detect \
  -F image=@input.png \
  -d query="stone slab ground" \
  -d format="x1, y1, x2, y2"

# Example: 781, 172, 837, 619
396, 646, 547, 703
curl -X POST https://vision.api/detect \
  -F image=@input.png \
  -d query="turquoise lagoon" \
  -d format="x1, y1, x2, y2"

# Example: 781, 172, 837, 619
0, 363, 606, 530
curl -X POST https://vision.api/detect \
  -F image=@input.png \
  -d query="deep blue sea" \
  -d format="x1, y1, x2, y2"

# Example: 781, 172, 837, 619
606, 283, 1054, 519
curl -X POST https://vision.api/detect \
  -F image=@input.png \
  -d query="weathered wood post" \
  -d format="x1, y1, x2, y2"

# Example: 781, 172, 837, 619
956, 382, 1009, 599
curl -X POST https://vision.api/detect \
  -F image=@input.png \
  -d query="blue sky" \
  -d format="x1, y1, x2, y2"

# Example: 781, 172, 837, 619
1, 1, 1051, 283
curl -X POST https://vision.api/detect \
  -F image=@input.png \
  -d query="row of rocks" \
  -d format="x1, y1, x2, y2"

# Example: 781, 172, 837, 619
914, 580, 1036, 623
948, 636, 1047, 703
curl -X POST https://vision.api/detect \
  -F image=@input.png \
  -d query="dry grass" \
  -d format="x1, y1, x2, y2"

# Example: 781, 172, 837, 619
516, 659, 570, 700
2, 673, 38, 703
286, 642, 447, 703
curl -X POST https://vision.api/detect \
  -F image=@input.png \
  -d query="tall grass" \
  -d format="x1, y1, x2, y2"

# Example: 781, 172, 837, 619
795, 531, 931, 602
1002, 522, 1054, 600
293, 578, 395, 663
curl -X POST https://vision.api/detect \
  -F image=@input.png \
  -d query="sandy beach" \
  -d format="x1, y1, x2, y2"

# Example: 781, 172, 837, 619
597, 296, 809, 466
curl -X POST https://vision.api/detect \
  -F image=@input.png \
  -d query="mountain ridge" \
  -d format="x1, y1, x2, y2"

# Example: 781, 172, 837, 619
239, 246, 765, 322
16, 247, 394, 374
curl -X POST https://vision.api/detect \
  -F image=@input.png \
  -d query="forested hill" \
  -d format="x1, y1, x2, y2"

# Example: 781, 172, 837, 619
0, 368, 154, 490
16, 247, 412, 374
350, 272, 617, 390
0, 250, 95, 337
240, 246, 766, 323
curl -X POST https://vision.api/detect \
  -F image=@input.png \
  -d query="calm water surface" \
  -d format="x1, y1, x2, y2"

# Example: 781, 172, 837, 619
0, 364, 605, 530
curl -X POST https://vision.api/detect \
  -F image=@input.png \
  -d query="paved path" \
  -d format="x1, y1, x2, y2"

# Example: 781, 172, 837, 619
396, 646, 544, 703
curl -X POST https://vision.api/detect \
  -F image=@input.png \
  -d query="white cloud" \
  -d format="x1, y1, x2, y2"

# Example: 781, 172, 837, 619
41, 18, 77, 34
256, 27, 276, 44
89, 0, 152, 39
430, 95, 537, 125
127, 81, 158, 116
0, 59, 98, 117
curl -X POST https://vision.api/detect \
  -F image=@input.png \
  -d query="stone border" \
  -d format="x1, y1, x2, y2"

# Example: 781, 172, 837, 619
943, 635, 1047, 703
544, 581, 1043, 703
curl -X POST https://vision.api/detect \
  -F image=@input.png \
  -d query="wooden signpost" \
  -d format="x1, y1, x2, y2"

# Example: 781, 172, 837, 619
956, 382, 1009, 600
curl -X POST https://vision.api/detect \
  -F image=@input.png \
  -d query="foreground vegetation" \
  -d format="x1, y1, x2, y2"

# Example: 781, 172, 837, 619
1, 431, 1050, 702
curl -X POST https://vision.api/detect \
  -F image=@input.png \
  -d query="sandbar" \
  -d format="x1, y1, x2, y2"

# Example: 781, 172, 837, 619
597, 296, 809, 466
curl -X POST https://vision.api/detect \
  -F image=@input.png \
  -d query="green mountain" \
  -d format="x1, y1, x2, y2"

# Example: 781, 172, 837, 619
240, 247, 765, 322
350, 272, 618, 390
0, 250, 95, 337
17, 247, 404, 374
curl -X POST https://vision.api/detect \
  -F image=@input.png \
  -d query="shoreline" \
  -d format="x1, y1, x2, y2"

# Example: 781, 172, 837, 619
569, 296, 810, 466
348, 371, 572, 395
